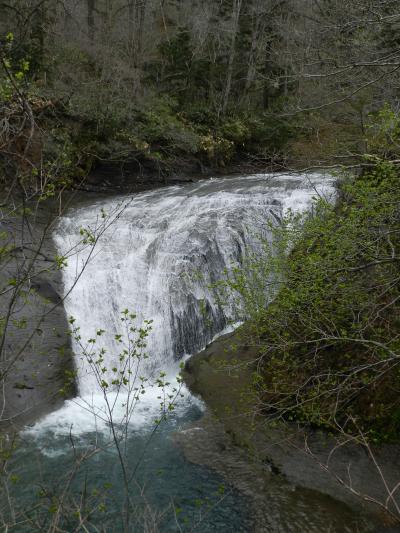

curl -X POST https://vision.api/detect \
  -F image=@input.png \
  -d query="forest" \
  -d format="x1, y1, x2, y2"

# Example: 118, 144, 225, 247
1, 0, 399, 187
1, 1, 400, 532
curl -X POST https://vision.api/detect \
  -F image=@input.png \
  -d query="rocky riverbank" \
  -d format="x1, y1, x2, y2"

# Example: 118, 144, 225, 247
181, 330, 400, 532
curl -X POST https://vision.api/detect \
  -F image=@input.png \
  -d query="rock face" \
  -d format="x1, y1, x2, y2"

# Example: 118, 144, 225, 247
183, 330, 400, 530
0, 199, 76, 431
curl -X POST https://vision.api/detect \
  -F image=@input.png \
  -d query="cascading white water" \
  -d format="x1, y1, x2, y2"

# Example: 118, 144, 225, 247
32, 174, 334, 435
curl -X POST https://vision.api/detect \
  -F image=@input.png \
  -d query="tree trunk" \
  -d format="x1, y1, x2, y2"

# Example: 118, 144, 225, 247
243, 12, 263, 106
128, 0, 147, 96
87, 0, 95, 41
220, 0, 242, 117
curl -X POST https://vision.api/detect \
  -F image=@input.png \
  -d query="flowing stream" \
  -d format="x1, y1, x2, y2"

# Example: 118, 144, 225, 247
16, 174, 377, 531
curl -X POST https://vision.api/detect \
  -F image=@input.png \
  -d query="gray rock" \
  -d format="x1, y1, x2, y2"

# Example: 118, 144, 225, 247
0, 196, 76, 432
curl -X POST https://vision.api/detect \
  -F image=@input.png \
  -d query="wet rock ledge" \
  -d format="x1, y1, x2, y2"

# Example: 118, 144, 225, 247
0, 199, 76, 432
181, 330, 400, 532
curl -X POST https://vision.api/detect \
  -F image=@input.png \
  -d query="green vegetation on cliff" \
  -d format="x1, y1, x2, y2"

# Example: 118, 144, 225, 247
218, 151, 400, 442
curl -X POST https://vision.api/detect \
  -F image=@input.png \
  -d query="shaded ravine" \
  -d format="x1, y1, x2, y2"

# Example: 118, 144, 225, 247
19, 173, 381, 532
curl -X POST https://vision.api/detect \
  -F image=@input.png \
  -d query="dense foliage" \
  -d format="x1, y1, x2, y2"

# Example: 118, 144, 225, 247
1, 0, 400, 191
220, 157, 400, 442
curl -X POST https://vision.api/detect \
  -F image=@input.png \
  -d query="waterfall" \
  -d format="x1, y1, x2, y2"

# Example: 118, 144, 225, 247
34, 174, 334, 435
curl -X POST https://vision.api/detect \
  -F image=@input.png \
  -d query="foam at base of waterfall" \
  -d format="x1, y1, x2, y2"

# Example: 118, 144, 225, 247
24, 379, 201, 444
26, 323, 243, 444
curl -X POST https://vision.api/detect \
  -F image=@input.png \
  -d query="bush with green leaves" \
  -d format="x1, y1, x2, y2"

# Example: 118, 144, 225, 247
366, 103, 400, 161
218, 161, 400, 442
